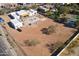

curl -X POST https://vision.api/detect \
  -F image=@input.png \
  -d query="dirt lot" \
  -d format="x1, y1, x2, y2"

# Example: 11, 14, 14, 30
0, 15, 77, 56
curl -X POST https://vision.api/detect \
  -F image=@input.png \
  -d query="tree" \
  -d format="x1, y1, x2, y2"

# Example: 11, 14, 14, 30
15, 6, 22, 11
76, 20, 79, 29
47, 25, 56, 34
46, 11, 52, 16
15, 6, 29, 10
69, 3, 79, 10
21, 6, 29, 10
75, 15, 79, 29
53, 11, 60, 20
56, 4, 70, 22
67, 4, 79, 15
46, 42, 63, 53
24, 39, 40, 46
59, 6, 70, 17
0, 9, 5, 15
41, 25, 56, 35
54, 4, 70, 22
30, 4, 38, 9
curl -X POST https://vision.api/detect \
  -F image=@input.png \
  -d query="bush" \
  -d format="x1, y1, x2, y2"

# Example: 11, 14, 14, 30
70, 10, 79, 15
41, 25, 56, 35
24, 39, 40, 46
46, 42, 63, 53
0, 9, 4, 15
47, 25, 56, 33
41, 28, 48, 34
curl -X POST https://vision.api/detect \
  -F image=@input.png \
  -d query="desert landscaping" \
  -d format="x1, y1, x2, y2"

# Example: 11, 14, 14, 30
0, 15, 77, 56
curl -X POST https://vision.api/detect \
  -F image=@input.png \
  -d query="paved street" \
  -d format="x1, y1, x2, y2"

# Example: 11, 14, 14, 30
0, 36, 12, 56
0, 26, 17, 56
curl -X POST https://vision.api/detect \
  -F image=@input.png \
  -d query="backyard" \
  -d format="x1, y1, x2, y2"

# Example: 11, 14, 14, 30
0, 15, 77, 56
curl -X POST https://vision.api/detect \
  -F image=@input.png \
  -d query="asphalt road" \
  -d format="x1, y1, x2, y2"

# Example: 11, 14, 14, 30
0, 36, 12, 56
0, 26, 17, 56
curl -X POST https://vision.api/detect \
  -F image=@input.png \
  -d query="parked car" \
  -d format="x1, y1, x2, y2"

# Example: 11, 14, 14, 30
0, 17, 4, 23
64, 19, 76, 28
17, 28, 22, 32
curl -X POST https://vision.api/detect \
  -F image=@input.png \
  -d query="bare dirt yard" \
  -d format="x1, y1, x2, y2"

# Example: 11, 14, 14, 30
0, 15, 77, 56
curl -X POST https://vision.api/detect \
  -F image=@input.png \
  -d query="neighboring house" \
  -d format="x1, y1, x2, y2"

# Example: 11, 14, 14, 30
0, 3, 18, 9
37, 6, 49, 13
9, 19, 23, 29
17, 3, 32, 7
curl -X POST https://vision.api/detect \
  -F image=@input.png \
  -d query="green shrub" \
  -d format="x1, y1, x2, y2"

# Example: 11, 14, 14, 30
41, 25, 56, 35
24, 39, 40, 46
46, 42, 63, 53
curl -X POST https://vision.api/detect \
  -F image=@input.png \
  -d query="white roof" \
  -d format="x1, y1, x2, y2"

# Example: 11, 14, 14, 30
10, 19, 22, 27
9, 12, 20, 19
16, 10, 27, 15
30, 9, 37, 12
39, 6, 49, 11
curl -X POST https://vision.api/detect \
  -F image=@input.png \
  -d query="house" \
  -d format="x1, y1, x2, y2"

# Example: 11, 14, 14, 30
16, 9, 37, 17
17, 3, 33, 7
8, 9, 38, 27
9, 19, 23, 29
37, 6, 49, 13
0, 3, 18, 9
9, 12, 23, 22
